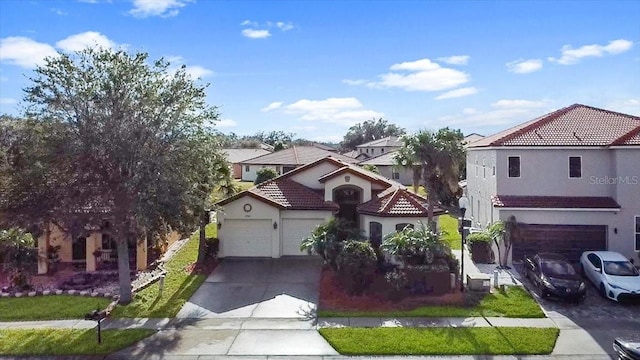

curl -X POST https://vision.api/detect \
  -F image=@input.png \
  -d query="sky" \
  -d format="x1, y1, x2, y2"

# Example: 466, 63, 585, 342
1, 0, 639, 143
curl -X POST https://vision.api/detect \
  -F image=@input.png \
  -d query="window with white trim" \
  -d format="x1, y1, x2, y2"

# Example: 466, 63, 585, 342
245, 165, 250, 172
392, 171, 400, 180
635, 216, 640, 251
569, 156, 581, 178
508, 156, 520, 178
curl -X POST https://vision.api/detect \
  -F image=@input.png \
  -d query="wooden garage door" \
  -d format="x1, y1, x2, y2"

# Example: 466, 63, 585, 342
223, 219, 272, 257
513, 224, 607, 263
282, 219, 323, 256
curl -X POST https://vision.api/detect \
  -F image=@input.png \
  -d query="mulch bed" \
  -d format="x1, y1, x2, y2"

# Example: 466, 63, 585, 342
183, 256, 219, 276
319, 267, 464, 312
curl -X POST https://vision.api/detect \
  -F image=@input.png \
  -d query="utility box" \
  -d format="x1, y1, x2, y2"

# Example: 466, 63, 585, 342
466, 273, 491, 292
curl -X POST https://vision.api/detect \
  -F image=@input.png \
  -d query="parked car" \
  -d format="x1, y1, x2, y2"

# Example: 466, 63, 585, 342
613, 337, 640, 360
523, 252, 586, 302
580, 251, 640, 302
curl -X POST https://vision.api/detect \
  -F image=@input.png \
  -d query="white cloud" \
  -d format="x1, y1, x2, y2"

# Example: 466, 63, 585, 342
437, 55, 469, 65
217, 118, 237, 128
436, 99, 550, 127
56, 31, 116, 52
363, 58, 470, 92
0, 98, 17, 105
240, 20, 258, 27
311, 134, 343, 143
241, 29, 271, 39
548, 39, 633, 65
276, 22, 294, 31
261, 102, 283, 112
506, 59, 543, 74
184, 65, 213, 79
342, 79, 367, 86
606, 98, 640, 116
51, 8, 68, 16
129, 0, 191, 18
0, 36, 57, 68
435, 87, 478, 100
491, 99, 548, 109
276, 97, 383, 126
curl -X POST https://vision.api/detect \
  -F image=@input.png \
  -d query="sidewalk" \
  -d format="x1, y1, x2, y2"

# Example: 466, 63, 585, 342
0, 315, 614, 359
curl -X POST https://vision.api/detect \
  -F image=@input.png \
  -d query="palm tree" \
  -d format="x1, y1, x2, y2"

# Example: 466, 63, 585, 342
394, 128, 465, 230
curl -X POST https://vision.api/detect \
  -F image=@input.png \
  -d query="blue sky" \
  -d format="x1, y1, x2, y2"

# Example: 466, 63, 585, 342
1, 0, 639, 142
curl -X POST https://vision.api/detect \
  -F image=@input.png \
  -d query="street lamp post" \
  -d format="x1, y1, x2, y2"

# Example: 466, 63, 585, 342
458, 196, 470, 292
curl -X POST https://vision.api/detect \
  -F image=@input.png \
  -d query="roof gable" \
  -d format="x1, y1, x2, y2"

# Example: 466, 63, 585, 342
222, 148, 271, 163
469, 104, 640, 148
358, 188, 446, 217
317, 166, 393, 187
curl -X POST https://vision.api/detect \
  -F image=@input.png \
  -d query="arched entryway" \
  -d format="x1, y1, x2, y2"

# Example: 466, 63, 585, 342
333, 185, 362, 229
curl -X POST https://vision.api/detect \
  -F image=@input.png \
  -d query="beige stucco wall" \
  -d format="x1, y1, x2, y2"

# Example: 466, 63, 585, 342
290, 162, 339, 189
217, 194, 280, 258
324, 175, 372, 202
361, 215, 439, 240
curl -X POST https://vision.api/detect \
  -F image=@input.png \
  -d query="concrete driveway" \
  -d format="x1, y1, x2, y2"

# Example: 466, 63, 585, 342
515, 263, 640, 357
177, 257, 321, 319
113, 257, 338, 357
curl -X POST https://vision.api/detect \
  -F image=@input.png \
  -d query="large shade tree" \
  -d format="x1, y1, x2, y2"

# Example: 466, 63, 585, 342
340, 118, 405, 151
394, 128, 465, 228
0, 48, 232, 303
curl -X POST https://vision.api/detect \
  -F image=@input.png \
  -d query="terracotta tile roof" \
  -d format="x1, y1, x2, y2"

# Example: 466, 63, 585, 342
356, 136, 402, 148
358, 188, 446, 217
217, 178, 339, 210
469, 104, 640, 148
242, 146, 359, 165
491, 195, 621, 209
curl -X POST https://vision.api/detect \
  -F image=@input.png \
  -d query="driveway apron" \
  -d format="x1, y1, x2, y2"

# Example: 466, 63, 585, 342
113, 257, 338, 357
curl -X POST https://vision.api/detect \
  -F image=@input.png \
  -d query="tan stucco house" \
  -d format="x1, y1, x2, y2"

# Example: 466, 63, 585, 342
216, 156, 445, 258
36, 221, 181, 275
466, 104, 640, 264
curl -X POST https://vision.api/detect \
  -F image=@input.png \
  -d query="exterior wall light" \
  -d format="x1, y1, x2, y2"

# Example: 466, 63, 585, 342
273, 221, 278, 230
217, 222, 222, 230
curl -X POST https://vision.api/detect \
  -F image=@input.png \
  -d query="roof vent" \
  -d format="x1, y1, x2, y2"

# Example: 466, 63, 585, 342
534, 130, 543, 139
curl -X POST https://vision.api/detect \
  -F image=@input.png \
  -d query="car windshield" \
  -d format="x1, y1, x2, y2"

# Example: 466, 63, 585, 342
541, 260, 576, 276
603, 261, 640, 276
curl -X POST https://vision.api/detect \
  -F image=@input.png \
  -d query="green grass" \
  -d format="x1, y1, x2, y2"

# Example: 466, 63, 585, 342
318, 286, 545, 318
0, 329, 155, 356
110, 224, 217, 318
233, 180, 255, 191
319, 327, 558, 355
440, 214, 461, 250
0, 295, 112, 321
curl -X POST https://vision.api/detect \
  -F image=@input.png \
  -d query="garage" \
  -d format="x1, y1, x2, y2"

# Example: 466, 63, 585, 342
282, 219, 324, 256
222, 219, 272, 257
513, 224, 607, 263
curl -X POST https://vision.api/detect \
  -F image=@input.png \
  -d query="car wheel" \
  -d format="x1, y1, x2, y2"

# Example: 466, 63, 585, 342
580, 264, 586, 277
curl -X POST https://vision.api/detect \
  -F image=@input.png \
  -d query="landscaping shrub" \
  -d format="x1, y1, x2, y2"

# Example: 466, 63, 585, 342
254, 167, 278, 184
336, 240, 377, 295
467, 231, 494, 264
204, 237, 219, 258
300, 217, 364, 270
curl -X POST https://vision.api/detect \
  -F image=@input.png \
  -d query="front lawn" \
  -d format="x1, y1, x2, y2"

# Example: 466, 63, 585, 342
319, 286, 545, 318
233, 180, 255, 191
0, 295, 112, 321
320, 327, 559, 355
111, 224, 216, 318
0, 329, 155, 356
440, 214, 461, 250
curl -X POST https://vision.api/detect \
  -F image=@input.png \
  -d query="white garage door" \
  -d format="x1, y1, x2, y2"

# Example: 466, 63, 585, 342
282, 219, 324, 256
223, 219, 272, 257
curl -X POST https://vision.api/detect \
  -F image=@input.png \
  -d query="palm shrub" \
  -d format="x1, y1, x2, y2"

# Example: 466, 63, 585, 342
300, 217, 364, 270
336, 240, 377, 295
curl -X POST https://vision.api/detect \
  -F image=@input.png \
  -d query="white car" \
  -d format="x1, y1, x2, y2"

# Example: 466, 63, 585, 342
580, 251, 640, 302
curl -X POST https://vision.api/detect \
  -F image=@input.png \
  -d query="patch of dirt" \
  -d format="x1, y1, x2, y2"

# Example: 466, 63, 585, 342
184, 256, 219, 275
319, 267, 464, 312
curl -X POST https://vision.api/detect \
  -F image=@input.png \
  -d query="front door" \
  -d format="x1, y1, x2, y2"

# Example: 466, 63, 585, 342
334, 186, 362, 229
72, 236, 87, 261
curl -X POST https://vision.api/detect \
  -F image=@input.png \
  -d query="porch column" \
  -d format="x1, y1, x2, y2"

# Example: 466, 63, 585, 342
37, 224, 50, 275
137, 235, 148, 271
85, 233, 98, 272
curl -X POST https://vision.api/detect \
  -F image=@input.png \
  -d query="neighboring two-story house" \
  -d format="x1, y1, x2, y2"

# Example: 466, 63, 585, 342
356, 136, 402, 159
466, 104, 640, 264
